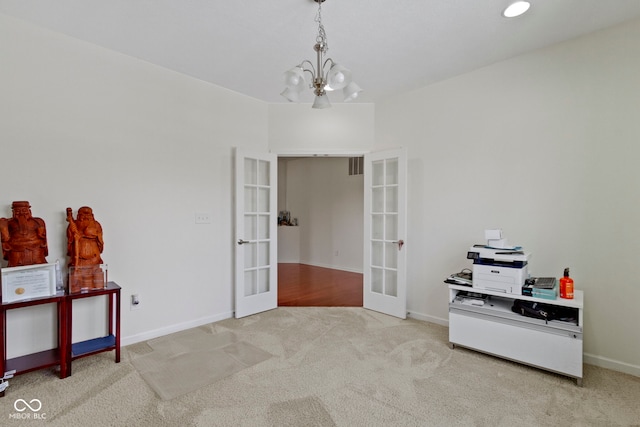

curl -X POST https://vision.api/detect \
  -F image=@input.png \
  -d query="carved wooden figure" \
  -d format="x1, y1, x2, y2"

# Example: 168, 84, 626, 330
66, 206, 105, 293
0, 201, 48, 267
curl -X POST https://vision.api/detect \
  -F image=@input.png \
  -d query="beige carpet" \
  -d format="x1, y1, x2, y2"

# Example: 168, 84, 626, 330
3, 307, 640, 426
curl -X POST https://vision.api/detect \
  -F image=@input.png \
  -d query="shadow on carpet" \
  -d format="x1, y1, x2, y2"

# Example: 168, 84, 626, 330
131, 328, 272, 400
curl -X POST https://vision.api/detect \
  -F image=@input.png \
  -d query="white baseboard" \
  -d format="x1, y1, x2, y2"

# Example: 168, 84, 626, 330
298, 261, 363, 274
583, 353, 640, 378
278, 259, 301, 263
407, 310, 448, 327
121, 311, 233, 347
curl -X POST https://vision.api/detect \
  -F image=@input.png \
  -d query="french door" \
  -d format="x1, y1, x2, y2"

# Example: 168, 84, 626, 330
234, 150, 278, 318
363, 148, 407, 319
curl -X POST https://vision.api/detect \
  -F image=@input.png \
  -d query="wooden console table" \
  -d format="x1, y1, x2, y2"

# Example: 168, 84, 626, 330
66, 281, 121, 376
1, 292, 68, 397
1, 282, 121, 396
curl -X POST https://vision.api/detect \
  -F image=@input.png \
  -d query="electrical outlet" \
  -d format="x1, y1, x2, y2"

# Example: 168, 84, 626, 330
195, 212, 212, 224
131, 293, 141, 310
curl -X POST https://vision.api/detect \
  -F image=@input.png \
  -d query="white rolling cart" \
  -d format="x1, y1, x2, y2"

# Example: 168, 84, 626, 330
448, 284, 584, 386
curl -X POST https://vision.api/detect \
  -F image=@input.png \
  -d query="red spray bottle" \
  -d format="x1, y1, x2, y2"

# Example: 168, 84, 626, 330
560, 268, 574, 299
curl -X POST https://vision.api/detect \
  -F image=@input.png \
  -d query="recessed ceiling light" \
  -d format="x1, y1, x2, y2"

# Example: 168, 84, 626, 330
503, 1, 531, 18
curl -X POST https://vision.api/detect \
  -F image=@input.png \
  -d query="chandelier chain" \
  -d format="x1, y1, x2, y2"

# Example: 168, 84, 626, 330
315, 2, 328, 51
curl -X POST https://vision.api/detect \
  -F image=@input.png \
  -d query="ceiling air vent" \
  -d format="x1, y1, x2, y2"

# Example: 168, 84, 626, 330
349, 157, 364, 176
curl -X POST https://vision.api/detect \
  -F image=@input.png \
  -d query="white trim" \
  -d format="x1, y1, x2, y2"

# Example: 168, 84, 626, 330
121, 311, 233, 347
408, 311, 448, 327
273, 149, 369, 158
583, 353, 640, 378
297, 261, 363, 274
272, 145, 402, 158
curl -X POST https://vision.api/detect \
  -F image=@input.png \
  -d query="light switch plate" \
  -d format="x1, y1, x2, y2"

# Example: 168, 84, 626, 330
195, 213, 212, 224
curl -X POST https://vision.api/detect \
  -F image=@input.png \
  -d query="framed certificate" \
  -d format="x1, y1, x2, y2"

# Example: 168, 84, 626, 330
1, 263, 57, 303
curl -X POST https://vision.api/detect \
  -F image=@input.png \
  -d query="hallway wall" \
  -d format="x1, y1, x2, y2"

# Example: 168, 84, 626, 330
279, 157, 364, 273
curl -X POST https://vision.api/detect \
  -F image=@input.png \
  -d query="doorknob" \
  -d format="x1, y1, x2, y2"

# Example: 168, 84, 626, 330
392, 240, 405, 250
237, 239, 250, 245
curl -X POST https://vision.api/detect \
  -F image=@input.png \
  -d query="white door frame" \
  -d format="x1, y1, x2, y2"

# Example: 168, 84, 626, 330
272, 149, 407, 319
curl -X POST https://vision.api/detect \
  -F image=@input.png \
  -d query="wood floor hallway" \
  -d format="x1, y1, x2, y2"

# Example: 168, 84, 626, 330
277, 263, 363, 307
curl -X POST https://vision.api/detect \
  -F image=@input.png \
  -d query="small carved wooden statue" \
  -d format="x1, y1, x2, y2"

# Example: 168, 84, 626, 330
0, 201, 48, 267
66, 206, 105, 293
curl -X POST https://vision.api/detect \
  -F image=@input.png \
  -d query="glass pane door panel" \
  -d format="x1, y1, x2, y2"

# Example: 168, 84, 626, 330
385, 187, 398, 213
385, 159, 398, 185
258, 215, 269, 239
363, 148, 406, 319
258, 160, 270, 186
384, 214, 398, 240
235, 150, 277, 318
244, 270, 256, 296
371, 267, 383, 294
372, 188, 384, 213
258, 187, 270, 212
244, 215, 257, 240
244, 187, 257, 212
258, 242, 270, 267
244, 243, 257, 268
244, 158, 257, 185
372, 214, 384, 239
385, 270, 398, 297
371, 241, 384, 267
258, 268, 270, 293
372, 161, 384, 186
385, 242, 398, 269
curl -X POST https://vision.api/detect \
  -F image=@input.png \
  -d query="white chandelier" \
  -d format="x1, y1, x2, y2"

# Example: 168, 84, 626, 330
281, 0, 362, 109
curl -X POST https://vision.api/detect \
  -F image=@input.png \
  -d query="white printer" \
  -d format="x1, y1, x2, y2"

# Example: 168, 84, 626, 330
467, 245, 530, 295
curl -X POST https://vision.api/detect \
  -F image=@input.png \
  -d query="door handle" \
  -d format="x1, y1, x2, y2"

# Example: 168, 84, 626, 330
237, 239, 250, 245
392, 240, 405, 250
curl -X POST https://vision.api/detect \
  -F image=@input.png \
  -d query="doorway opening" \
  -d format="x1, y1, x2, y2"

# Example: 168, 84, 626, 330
276, 155, 364, 307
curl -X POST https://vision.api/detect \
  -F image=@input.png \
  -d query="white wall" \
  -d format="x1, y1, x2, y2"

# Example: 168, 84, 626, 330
268, 103, 375, 154
375, 18, 640, 376
0, 14, 268, 356
280, 158, 363, 273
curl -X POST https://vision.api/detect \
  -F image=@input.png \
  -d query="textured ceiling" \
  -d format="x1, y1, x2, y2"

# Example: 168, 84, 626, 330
2, 0, 640, 104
